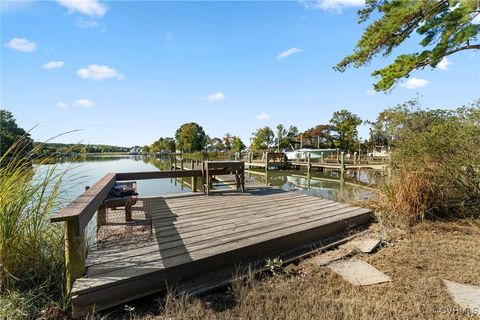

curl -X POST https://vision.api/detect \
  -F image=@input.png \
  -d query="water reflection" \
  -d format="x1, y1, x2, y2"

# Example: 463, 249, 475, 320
245, 168, 382, 202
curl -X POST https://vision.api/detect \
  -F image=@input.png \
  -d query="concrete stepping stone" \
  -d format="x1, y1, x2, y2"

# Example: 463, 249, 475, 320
328, 260, 391, 286
340, 237, 381, 253
313, 249, 351, 266
443, 279, 480, 312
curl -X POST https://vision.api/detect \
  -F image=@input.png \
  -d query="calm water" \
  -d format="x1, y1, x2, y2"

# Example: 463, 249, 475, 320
36, 154, 383, 204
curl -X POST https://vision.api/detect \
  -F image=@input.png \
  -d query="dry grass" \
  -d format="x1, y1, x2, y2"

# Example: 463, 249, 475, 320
97, 220, 480, 320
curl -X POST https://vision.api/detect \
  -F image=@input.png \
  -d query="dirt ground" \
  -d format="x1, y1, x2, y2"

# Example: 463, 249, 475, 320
97, 220, 480, 320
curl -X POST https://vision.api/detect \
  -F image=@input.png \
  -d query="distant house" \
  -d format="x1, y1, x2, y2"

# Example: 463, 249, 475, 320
129, 146, 142, 155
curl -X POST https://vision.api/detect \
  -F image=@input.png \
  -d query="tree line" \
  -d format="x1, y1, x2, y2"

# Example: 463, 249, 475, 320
143, 108, 401, 155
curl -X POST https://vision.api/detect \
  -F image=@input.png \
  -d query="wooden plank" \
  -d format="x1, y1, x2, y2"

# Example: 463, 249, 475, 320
116, 170, 202, 181
51, 173, 116, 233
71, 209, 371, 317
75, 206, 371, 292
85, 197, 334, 260
86, 200, 342, 268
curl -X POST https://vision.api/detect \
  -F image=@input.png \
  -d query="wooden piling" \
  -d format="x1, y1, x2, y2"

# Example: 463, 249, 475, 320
65, 220, 85, 292
307, 152, 311, 173
354, 152, 357, 165
340, 152, 345, 180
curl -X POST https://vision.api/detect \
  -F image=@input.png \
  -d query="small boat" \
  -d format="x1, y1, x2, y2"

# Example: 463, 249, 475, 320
284, 148, 338, 160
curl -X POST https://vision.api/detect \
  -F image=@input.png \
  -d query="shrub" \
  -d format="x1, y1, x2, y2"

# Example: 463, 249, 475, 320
371, 102, 480, 226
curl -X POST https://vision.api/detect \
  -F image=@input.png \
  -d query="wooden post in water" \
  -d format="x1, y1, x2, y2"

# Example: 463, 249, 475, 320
340, 151, 345, 181
64, 220, 85, 292
307, 152, 311, 173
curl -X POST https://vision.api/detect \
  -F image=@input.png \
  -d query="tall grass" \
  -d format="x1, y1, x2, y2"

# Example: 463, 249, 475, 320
0, 137, 72, 318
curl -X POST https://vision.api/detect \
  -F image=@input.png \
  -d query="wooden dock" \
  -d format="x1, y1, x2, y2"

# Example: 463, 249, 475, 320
50, 167, 373, 318
244, 151, 387, 172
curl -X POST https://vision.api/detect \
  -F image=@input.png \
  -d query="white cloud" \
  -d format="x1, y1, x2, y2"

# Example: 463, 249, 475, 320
277, 47, 303, 61
299, 0, 364, 12
204, 92, 226, 102
256, 112, 271, 120
75, 18, 100, 29
73, 99, 94, 108
5, 37, 36, 52
57, 0, 107, 17
77, 64, 123, 80
42, 60, 64, 70
57, 102, 68, 109
401, 78, 429, 89
436, 57, 451, 70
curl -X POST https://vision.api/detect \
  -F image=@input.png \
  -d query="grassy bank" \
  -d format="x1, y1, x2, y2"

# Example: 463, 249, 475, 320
0, 139, 71, 319
92, 220, 479, 320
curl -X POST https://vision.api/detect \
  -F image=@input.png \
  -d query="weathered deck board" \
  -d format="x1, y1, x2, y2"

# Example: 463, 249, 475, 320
72, 187, 372, 317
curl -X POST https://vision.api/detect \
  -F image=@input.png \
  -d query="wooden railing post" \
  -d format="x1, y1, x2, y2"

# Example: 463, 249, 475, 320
192, 176, 198, 192
191, 159, 194, 170
320, 152, 324, 163
353, 152, 357, 165
65, 219, 85, 292
96, 206, 106, 232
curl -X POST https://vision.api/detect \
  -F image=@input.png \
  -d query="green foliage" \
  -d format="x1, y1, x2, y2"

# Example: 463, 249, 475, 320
231, 136, 246, 152
0, 109, 33, 157
33, 142, 129, 155
150, 137, 176, 153
207, 137, 225, 152
336, 0, 480, 91
175, 122, 207, 152
0, 137, 70, 318
372, 100, 480, 225
329, 109, 362, 151
265, 257, 283, 274
251, 126, 275, 151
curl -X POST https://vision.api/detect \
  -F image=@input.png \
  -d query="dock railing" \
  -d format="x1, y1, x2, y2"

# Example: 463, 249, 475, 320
50, 162, 251, 291
50, 169, 204, 291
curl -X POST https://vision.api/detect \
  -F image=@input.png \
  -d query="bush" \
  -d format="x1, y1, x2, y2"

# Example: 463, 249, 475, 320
371, 102, 480, 226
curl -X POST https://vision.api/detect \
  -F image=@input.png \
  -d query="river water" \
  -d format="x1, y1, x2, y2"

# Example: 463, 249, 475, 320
37, 154, 383, 203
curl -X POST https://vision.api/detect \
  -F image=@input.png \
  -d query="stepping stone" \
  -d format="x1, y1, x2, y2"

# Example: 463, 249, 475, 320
341, 237, 381, 253
313, 249, 351, 266
352, 238, 381, 253
328, 260, 391, 286
443, 280, 480, 312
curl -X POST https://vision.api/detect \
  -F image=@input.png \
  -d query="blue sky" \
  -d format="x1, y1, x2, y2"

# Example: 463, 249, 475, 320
1, 0, 479, 147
